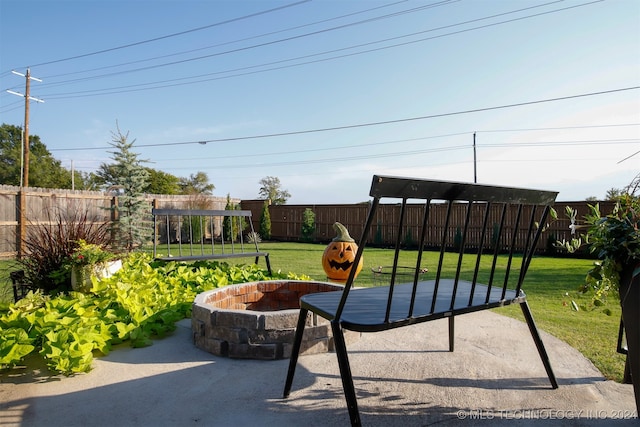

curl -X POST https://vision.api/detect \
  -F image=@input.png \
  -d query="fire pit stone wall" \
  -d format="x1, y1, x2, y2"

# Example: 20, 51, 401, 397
192, 280, 360, 360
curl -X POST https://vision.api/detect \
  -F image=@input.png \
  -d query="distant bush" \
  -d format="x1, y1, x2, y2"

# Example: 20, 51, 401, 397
301, 208, 315, 242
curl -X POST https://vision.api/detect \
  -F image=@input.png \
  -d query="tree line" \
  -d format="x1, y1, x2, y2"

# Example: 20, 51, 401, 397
0, 123, 290, 203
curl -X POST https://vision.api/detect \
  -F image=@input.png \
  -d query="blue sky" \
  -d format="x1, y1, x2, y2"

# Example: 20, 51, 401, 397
1, 0, 638, 204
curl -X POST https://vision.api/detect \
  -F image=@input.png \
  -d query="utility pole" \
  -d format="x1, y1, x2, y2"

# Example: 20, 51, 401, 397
8, 68, 44, 187
7, 68, 43, 258
473, 132, 477, 184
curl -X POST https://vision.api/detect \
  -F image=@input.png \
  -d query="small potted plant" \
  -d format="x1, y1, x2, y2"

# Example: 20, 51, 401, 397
557, 173, 639, 412
68, 240, 121, 293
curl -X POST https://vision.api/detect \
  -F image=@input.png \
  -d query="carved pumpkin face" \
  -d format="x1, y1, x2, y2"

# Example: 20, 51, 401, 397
322, 223, 363, 282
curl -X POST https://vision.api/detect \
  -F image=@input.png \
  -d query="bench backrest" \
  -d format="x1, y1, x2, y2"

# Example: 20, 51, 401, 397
336, 175, 558, 320
152, 208, 260, 259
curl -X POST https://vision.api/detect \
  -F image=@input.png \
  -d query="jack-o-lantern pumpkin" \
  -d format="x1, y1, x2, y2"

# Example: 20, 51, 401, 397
322, 222, 363, 283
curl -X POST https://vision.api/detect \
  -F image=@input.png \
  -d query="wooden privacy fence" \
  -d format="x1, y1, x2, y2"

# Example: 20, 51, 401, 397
244, 200, 617, 254
0, 185, 616, 259
0, 185, 235, 259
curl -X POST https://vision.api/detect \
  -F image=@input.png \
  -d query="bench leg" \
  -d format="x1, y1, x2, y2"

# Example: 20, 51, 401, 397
283, 308, 308, 398
13, 283, 19, 303
520, 301, 559, 389
332, 321, 362, 427
265, 254, 272, 276
448, 316, 455, 352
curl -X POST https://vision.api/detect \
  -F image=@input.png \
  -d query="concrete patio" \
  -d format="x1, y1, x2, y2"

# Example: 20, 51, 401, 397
0, 311, 636, 426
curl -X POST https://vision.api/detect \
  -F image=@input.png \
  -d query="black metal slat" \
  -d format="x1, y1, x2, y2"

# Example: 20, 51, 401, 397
485, 203, 507, 304
502, 204, 523, 300
430, 200, 452, 314
468, 202, 491, 306
164, 215, 170, 257
409, 199, 431, 317
450, 201, 473, 311
517, 206, 551, 295
188, 213, 194, 256
153, 214, 158, 258
385, 199, 407, 323
199, 215, 204, 254
209, 215, 215, 254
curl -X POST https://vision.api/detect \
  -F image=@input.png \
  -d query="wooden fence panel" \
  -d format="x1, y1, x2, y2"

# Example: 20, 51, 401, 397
0, 185, 235, 259
246, 200, 617, 254
0, 183, 617, 259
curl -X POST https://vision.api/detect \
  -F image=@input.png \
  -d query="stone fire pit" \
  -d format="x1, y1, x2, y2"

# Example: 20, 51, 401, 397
191, 280, 360, 360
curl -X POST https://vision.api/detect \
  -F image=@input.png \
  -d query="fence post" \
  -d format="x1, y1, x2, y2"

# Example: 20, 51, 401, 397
152, 199, 159, 247
110, 196, 118, 244
17, 189, 26, 258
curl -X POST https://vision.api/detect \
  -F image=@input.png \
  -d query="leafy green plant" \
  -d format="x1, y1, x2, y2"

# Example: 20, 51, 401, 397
556, 179, 640, 306
0, 254, 310, 374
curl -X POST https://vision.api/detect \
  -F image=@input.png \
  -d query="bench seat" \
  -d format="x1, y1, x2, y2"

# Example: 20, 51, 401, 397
301, 280, 521, 332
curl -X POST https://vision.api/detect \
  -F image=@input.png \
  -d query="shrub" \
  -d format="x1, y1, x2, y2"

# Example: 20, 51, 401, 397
17, 207, 112, 294
301, 208, 315, 242
260, 200, 271, 240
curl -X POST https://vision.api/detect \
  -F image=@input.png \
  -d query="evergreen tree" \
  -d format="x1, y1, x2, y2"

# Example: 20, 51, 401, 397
301, 208, 315, 242
260, 200, 271, 240
103, 125, 150, 252
223, 194, 246, 242
223, 194, 236, 242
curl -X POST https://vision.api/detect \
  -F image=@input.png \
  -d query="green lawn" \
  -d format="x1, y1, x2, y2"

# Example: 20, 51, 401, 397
1, 242, 627, 382
0, 259, 21, 309
260, 242, 627, 382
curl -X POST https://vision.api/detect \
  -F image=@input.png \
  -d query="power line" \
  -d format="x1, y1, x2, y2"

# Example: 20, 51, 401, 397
150, 145, 472, 170
150, 133, 471, 162
39, 0, 415, 80
148, 136, 639, 164
37, 0, 461, 92
481, 138, 639, 148
11, 0, 311, 70
37, 0, 585, 98
477, 123, 640, 133
48, 87, 640, 152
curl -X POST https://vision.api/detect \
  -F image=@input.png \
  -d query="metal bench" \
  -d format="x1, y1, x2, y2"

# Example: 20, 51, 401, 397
152, 208, 271, 275
283, 175, 559, 426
